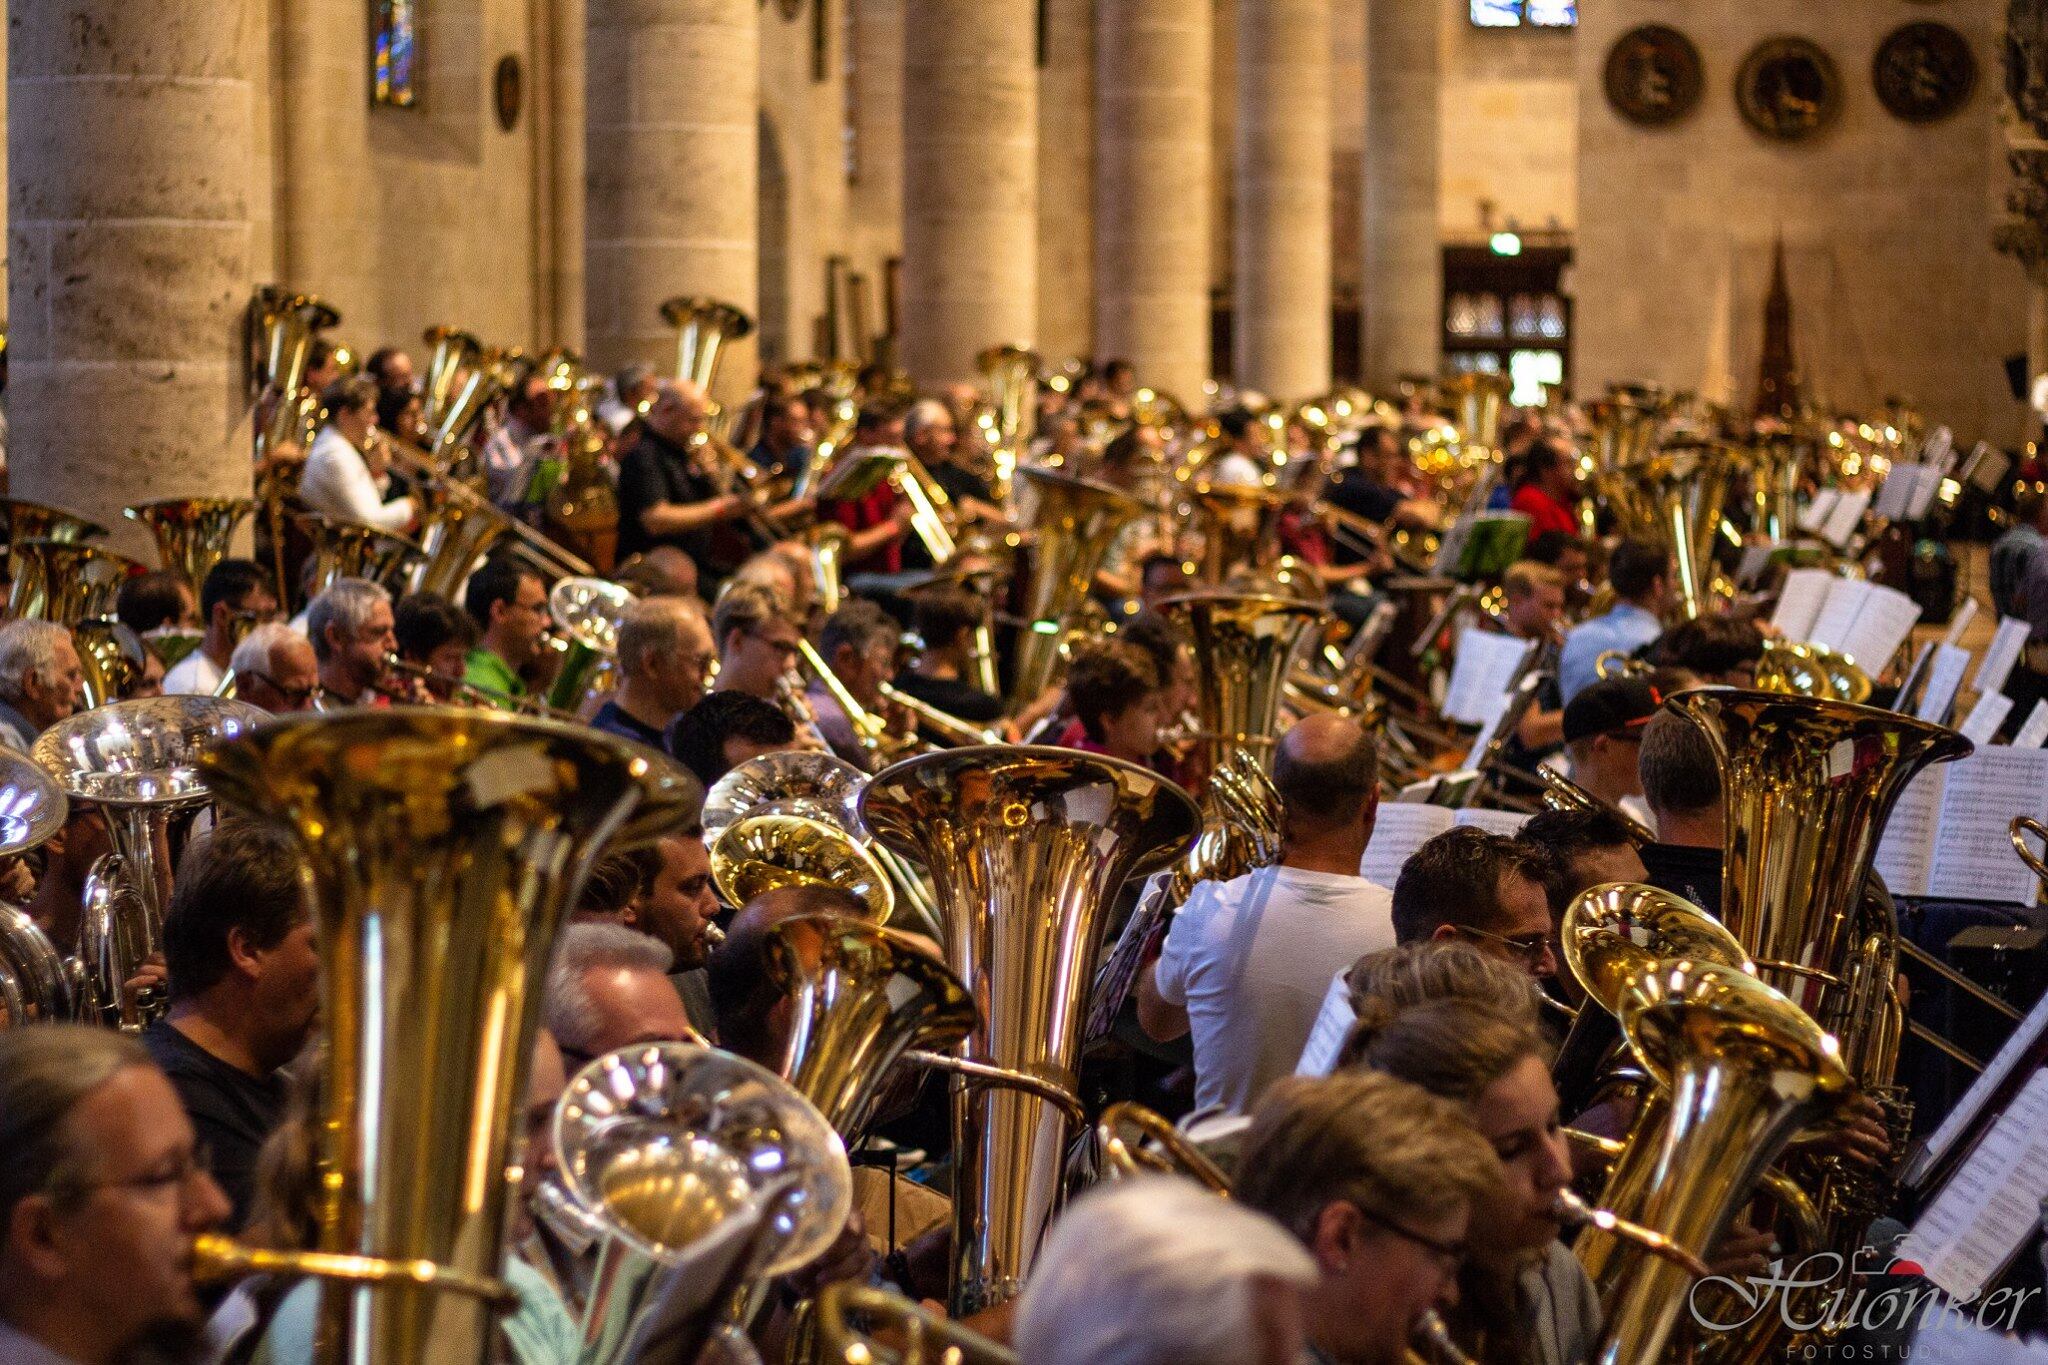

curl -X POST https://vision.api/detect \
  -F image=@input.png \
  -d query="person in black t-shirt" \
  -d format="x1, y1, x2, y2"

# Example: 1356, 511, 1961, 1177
141, 820, 319, 1229
1634, 709, 1725, 917
895, 585, 1007, 731
614, 381, 749, 576
905, 399, 1007, 529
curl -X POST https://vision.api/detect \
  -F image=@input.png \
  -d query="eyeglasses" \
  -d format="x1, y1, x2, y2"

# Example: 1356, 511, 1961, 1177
1455, 923, 1555, 967
245, 670, 317, 705
60, 1143, 213, 1203
1356, 1206, 1466, 1275
748, 630, 802, 658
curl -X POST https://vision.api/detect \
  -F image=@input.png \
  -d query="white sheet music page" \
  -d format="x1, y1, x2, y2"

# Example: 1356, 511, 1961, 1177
1807, 578, 1870, 652
1944, 599, 1980, 649
1442, 629, 1534, 727
1898, 1068, 2048, 1300
1772, 568, 1834, 641
1875, 464, 1922, 520
1295, 970, 1353, 1078
1798, 488, 1842, 535
1840, 584, 1922, 674
2018, 702, 2048, 749
1957, 693, 2015, 747
1916, 645, 1973, 724
1976, 618, 2033, 697
1358, 804, 1457, 888
1454, 808, 1530, 836
1908, 988, 2048, 1189
1927, 749, 2048, 904
1875, 768, 1945, 899
1821, 488, 1874, 548
1907, 465, 1947, 520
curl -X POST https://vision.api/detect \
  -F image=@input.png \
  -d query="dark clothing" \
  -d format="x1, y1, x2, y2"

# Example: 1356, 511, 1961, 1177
615, 428, 731, 573
750, 439, 811, 482
891, 670, 1007, 726
928, 460, 994, 509
142, 1018, 287, 1230
1638, 841, 1723, 918
1326, 468, 1405, 566
590, 700, 666, 751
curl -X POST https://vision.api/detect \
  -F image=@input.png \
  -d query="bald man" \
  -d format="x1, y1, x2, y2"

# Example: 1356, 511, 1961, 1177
1140, 716, 1397, 1114
615, 379, 748, 575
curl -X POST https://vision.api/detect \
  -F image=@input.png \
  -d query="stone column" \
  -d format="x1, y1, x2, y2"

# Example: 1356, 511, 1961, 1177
8, 0, 255, 542
586, 0, 758, 405
900, 0, 1037, 385
1363, 0, 1440, 386
535, 0, 587, 349
1094, 0, 1211, 403
850, 0, 905, 323
1037, 0, 1094, 364
1233, 0, 1331, 402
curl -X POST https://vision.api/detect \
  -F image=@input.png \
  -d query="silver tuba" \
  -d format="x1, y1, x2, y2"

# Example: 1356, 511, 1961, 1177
0, 752, 76, 1027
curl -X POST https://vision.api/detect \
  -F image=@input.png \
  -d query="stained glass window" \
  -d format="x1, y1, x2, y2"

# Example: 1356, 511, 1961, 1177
1470, 1, 1575, 27
375, 0, 418, 108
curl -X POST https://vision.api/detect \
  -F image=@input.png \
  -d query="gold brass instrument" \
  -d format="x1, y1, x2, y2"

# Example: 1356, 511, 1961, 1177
123, 497, 256, 598
1095, 1100, 1232, 1193
2013, 815, 2048, 888
1441, 371, 1514, 456
249, 286, 341, 461
1186, 480, 1291, 584
551, 1041, 853, 1365
73, 619, 147, 710
1592, 649, 1650, 682
860, 745, 1200, 1313
1007, 464, 1146, 709
544, 575, 631, 716
1552, 1188, 1710, 1279
890, 449, 960, 565
33, 697, 270, 1030
198, 708, 696, 1364
301, 514, 424, 597
1618, 438, 1737, 622
814, 1282, 1019, 1365
1158, 591, 1325, 772
0, 752, 77, 1027
7, 539, 146, 624
419, 325, 485, 436
428, 345, 525, 464
793, 636, 898, 763
1537, 766, 1657, 845
709, 812, 896, 922
877, 680, 1004, 746
1, 499, 108, 620
975, 342, 1041, 502
765, 910, 978, 1139
661, 296, 755, 396
376, 652, 575, 718
1754, 640, 1873, 704
387, 438, 596, 597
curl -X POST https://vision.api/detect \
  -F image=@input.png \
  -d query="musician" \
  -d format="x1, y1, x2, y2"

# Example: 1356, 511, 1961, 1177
894, 586, 1006, 728
163, 559, 276, 697
461, 558, 551, 702
905, 399, 1006, 526
1633, 708, 1726, 915
0, 1026, 233, 1365
1209, 407, 1268, 487
1233, 1071, 1506, 1365
1516, 806, 1647, 927
226, 623, 319, 714
0, 621, 85, 749
141, 820, 316, 1229
1649, 615, 1764, 686
566, 852, 643, 925
818, 405, 915, 573
626, 833, 722, 1034
1389, 828, 1557, 979
708, 581, 803, 704
1524, 529, 1591, 600
304, 577, 397, 707
299, 377, 415, 534
1017, 1177, 1319, 1365
705, 884, 871, 1065
1063, 638, 1174, 769
1556, 538, 1669, 702
541, 923, 702, 1070
363, 345, 414, 394
806, 600, 899, 767
1140, 715, 1396, 1113
1558, 677, 1657, 825
1296, 940, 1544, 1079
115, 570, 198, 638
374, 381, 428, 450
665, 690, 798, 786
1139, 550, 1194, 607
392, 592, 478, 701
592, 596, 715, 749
24, 807, 110, 953
597, 362, 657, 435
1507, 439, 1582, 540
750, 392, 814, 481
615, 380, 749, 579
1329, 425, 1440, 533
482, 372, 557, 509
1498, 561, 1569, 760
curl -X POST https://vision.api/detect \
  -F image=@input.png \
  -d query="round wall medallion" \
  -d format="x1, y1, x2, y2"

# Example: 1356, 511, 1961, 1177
1736, 37, 1842, 142
1875, 22, 1977, 124
1604, 25, 1706, 127
493, 55, 523, 132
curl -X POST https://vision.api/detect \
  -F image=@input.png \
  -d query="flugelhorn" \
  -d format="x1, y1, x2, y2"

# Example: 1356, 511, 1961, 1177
124, 497, 256, 599
198, 708, 697, 1364
860, 746, 1200, 1313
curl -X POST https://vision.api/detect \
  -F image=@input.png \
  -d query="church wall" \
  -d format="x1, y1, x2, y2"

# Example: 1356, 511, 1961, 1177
1574, 0, 2025, 445
1438, 2, 1576, 240
760, 0, 856, 368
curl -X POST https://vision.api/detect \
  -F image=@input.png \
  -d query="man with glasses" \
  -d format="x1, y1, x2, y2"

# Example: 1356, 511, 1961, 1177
462, 558, 553, 703
226, 623, 319, 714
805, 599, 904, 769
1234, 1070, 1503, 1365
1389, 827, 1559, 980
305, 577, 397, 707
1558, 675, 1658, 829
592, 595, 714, 748
0, 1024, 233, 1364
163, 559, 276, 697
708, 581, 803, 704
1139, 715, 1397, 1114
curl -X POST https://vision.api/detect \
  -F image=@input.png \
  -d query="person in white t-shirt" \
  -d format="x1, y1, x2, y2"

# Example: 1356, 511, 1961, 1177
161, 559, 277, 697
1139, 713, 1395, 1114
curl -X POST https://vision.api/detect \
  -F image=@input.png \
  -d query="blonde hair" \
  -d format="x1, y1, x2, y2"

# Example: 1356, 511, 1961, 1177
1502, 560, 1563, 601
1235, 1070, 1503, 1242
1342, 941, 1542, 1029
1335, 996, 1549, 1101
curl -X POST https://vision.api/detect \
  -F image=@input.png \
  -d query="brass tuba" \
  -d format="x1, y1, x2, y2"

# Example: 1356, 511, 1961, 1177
544, 575, 631, 716
1006, 465, 1147, 709
1, 499, 107, 620
0, 752, 75, 1027
1617, 438, 1737, 622
420, 325, 485, 436
660, 296, 754, 397
249, 286, 341, 462
300, 514, 425, 598
1754, 640, 1873, 704
7, 539, 146, 624
198, 709, 697, 1364
709, 812, 897, 922
124, 497, 257, 599
1440, 371, 1514, 455
1158, 590, 1326, 772
860, 746, 1200, 1312
975, 343, 1041, 501
73, 619, 148, 710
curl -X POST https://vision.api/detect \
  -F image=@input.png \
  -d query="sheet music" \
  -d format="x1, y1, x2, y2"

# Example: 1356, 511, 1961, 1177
1922, 425, 1955, 469
1958, 693, 2015, 746
1797, 488, 1841, 535
1839, 584, 1921, 674
1876, 464, 1922, 520
1441, 629, 1534, 727
1965, 443, 2011, 495
1296, 970, 1353, 1078
1927, 748, 2048, 904
1359, 804, 1457, 887
1976, 618, 2033, 697
1821, 488, 1873, 548
1945, 599, 1980, 649
1735, 544, 1774, 587
1908, 465, 1947, 520
1874, 769, 1945, 899
1908, 985, 2048, 1189
1916, 644, 1973, 724
1895, 641, 1937, 716
2019, 702, 2048, 749
1807, 578, 1870, 652
1772, 568, 1834, 641
1454, 808, 1530, 836
1898, 1069, 2048, 1300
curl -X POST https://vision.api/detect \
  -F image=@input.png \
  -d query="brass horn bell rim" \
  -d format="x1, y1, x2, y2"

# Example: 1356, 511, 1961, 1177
709, 812, 897, 922
1562, 881, 1752, 1019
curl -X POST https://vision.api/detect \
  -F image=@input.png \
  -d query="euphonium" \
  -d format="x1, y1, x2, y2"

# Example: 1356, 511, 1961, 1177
1537, 766, 1656, 845
124, 497, 257, 598
661, 296, 754, 396
428, 344, 524, 463
33, 697, 270, 1028
407, 491, 510, 600
250, 286, 341, 461
0, 752, 76, 1027
198, 709, 697, 1364
702, 751, 864, 846
551, 1041, 852, 1365
1006, 464, 1146, 708
860, 746, 1200, 1312
544, 576, 631, 715
765, 910, 977, 1138
1158, 590, 1326, 772
709, 812, 896, 921
7, 539, 146, 624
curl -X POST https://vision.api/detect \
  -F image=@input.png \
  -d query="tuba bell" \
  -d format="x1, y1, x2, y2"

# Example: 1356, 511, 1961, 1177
0, 751, 76, 1027
1158, 590, 1327, 773
1, 499, 107, 620
544, 575, 632, 716
124, 497, 257, 599
7, 538, 146, 624
198, 708, 698, 1364
249, 287, 341, 462
709, 812, 897, 923
1754, 639, 1873, 705
300, 514, 425, 598
1007, 464, 1147, 709
72, 619, 148, 710
1440, 371, 1514, 455
975, 343, 1041, 501
860, 745, 1200, 1313
420, 325, 485, 436
661, 296, 755, 398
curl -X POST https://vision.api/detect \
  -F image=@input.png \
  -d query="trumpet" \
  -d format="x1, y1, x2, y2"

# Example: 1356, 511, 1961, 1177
378, 653, 580, 721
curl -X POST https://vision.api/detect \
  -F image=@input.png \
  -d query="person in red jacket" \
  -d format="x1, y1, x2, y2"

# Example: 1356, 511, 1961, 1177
1507, 438, 1582, 540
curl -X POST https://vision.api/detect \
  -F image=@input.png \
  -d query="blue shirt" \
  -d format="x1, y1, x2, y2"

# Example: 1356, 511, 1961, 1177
1557, 602, 1662, 703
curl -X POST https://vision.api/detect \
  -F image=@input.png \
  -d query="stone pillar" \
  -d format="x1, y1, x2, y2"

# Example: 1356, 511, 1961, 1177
1363, 0, 1441, 386
8, 0, 255, 542
1037, 0, 1094, 364
1094, 0, 1211, 403
850, 0, 905, 320
900, 0, 1037, 385
535, 0, 587, 349
586, 0, 759, 405
1233, 0, 1331, 402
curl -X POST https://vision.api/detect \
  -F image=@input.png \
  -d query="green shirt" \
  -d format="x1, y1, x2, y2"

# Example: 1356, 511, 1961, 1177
464, 648, 527, 701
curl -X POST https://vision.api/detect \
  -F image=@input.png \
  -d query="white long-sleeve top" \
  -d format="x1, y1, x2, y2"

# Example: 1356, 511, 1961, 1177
300, 425, 414, 533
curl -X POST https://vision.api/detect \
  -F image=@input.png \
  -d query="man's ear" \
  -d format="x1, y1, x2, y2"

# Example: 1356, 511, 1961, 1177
225, 924, 265, 979
1430, 923, 1462, 945
1307, 1200, 1361, 1275
8, 1193, 70, 1281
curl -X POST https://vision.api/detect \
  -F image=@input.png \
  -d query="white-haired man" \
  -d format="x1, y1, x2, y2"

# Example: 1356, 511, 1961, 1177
591, 596, 716, 749
0, 620, 85, 749
228, 623, 319, 714
903, 399, 1006, 527
304, 578, 396, 708
542, 923, 703, 1073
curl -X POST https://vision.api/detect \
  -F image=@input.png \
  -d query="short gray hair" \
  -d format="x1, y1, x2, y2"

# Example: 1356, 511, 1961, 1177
903, 399, 951, 443
0, 1025, 152, 1227
229, 622, 310, 678
615, 596, 706, 681
0, 620, 75, 705
1015, 1177, 1317, 1365
543, 922, 675, 1055
304, 577, 391, 663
